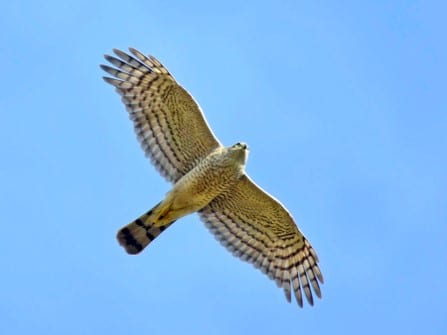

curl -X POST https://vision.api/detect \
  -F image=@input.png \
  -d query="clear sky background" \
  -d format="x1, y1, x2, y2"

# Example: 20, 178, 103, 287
1, 1, 446, 334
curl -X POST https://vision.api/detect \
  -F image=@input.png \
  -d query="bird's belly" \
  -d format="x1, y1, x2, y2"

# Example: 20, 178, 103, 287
168, 165, 240, 215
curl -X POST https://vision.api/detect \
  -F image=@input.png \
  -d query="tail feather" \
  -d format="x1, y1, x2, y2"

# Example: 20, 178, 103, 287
117, 205, 174, 254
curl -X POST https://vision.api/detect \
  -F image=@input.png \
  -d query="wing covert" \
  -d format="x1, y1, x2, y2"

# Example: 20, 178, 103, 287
199, 175, 324, 307
101, 48, 222, 183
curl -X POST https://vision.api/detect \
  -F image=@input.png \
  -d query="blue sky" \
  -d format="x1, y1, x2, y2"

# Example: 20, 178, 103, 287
1, 1, 446, 334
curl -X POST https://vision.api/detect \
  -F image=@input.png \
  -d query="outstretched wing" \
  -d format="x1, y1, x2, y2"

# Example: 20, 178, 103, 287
101, 48, 222, 183
199, 175, 324, 307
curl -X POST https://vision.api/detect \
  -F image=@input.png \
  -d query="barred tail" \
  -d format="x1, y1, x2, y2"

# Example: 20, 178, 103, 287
117, 204, 174, 255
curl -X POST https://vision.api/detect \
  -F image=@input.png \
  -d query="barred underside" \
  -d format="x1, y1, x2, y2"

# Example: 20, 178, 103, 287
101, 48, 222, 183
199, 175, 324, 307
101, 48, 324, 307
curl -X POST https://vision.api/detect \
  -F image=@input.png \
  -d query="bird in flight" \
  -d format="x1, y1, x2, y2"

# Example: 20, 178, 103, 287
101, 48, 324, 307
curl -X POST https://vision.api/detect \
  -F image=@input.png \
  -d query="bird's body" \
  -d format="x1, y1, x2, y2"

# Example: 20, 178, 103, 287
101, 48, 324, 307
118, 143, 248, 254
166, 143, 248, 217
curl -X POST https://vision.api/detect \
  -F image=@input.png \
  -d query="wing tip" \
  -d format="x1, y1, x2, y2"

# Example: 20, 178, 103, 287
128, 47, 146, 60
128, 46, 139, 54
102, 76, 120, 86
